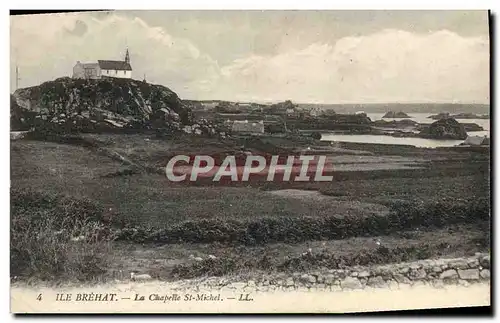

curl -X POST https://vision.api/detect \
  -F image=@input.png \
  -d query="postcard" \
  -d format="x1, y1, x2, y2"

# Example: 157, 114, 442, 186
10, 10, 491, 314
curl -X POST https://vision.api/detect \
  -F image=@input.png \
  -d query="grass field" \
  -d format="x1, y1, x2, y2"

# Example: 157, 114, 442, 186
10, 133, 490, 283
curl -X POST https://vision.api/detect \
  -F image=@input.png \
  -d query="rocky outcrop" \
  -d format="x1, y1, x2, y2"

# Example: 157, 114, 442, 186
428, 112, 451, 120
429, 112, 489, 120
452, 112, 489, 119
287, 114, 372, 133
461, 123, 485, 132
11, 77, 197, 134
383, 111, 412, 118
373, 119, 417, 128
419, 118, 467, 140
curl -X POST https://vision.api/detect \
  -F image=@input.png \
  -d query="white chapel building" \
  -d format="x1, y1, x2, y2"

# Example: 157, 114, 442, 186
72, 48, 133, 80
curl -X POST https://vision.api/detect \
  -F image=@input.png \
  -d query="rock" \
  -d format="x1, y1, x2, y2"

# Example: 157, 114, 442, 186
383, 111, 412, 118
420, 118, 467, 140
467, 258, 479, 268
373, 265, 393, 278
12, 77, 195, 133
440, 269, 458, 280
130, 272, 152, 281
393, 273, 411, 284
458, 269, 480, 280
247, 280, 256, 287
432, 266, 443, 273
410, 268, 427, 280
480, 269, 491, 279
434, 259, 447, 267
358, 270, 370, 278
448, 259, 470, 270
341, 277, 363, 290
323, 274, 335, 285
367, 276, 387, 288
480, 255, 490, 269
350, 271, 359, 277
285, 278, 295, 287
300, 274, 316, 284
427, 272, 438, 279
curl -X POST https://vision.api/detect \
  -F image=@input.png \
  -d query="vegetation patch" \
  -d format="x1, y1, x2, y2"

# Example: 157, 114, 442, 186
170, 240, 482, 279
11, 189, 113, 282
113, 197, 490, 245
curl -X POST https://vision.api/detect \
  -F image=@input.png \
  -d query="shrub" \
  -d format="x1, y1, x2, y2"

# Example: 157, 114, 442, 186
113, 197, 490, 245
10, 189, 112, 281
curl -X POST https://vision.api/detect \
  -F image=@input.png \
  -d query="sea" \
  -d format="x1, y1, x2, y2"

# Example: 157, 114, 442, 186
319, 112, 490, 148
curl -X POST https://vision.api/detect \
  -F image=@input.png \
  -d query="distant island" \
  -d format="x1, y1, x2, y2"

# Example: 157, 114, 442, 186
382, 111, 412, 118
428, 112, 489, 120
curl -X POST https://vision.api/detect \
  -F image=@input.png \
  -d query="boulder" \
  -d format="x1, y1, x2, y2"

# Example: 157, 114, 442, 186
341, 277, 362, 290
300, 274, 317, 284
358, 270, 371, 278
457, 269, 479, 280
440, 269, 458, 280
420, 118, 467, 140
479, 255, 490, 269
480, 269, 490, 279
366, 276, 387, 288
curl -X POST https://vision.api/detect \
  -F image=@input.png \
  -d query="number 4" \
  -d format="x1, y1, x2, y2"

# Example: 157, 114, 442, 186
36, 294, 42, 301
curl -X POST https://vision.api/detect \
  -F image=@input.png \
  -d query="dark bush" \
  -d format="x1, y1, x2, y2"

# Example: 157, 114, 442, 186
113, 197, 490, 245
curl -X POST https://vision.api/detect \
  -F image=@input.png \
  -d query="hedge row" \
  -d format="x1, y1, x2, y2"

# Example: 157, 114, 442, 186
114, 197, 490, 245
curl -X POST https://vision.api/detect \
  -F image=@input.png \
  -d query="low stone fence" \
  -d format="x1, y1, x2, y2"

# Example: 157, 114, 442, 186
166, 253, 490, 293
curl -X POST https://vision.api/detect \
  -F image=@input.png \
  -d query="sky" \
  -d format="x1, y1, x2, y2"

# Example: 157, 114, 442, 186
10, 10, 490, 104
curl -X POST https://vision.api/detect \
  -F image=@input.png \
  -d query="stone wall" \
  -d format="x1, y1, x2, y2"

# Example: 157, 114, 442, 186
165, 253, 491, 293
